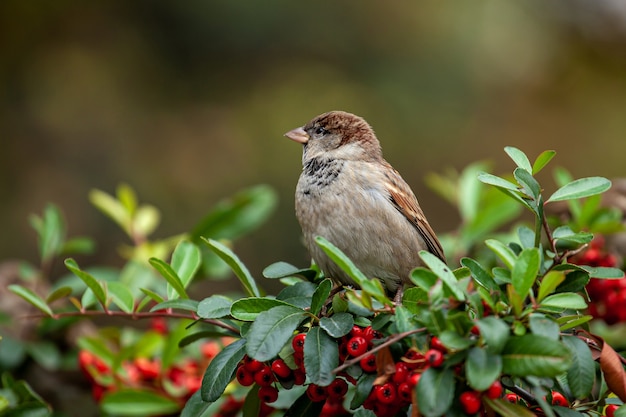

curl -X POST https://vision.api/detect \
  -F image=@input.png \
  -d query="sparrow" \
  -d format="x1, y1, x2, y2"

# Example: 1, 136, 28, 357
285, 110, 446, 297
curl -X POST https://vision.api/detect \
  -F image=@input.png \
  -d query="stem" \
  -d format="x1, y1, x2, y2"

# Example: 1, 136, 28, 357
332, 327, 426, 374
22, 310, 241, 335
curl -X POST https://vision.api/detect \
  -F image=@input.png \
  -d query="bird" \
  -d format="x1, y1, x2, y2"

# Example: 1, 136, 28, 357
284, 110, 445, 299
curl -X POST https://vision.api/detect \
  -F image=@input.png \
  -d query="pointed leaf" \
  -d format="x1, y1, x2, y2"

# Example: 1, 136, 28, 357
140, 288, 164, 304
8, 285, 54, 316
107, 281, 135, 313
505, 146, 533, 172
168, 241, 201, 299
310, 279, 332, 316
201, 338, 246, 402
484, 398, 537, 417
150, 299, 199, 312
502, 335, 571, 377
64, 258, 107, 306
532, 150, 556, 175
304, 326, 339, 386
246, 305, 307, 361
547, 177, 611, 202
319, 313, 354, 338
284, 391, 324, 417
466, 347, 502, 391
461, 258, 498, 292
541, 293, 587, 310
514, 167, 541, 200
485, 240, 517, 270
149, 258, 188, 299
562, 336, 594, 399
202, 238, 260, 297
476, 316, 510, 354
45, 286, 72, 304
262, 262, 318, 281
231, 297, 298, 321
537, 271, 565, 302
101, 389, 180, 416
419, 251, 465, 301
197, 295, 233, 319
477, 173, 520, 192
416, 367, 455, 417
511, 248, 540, 298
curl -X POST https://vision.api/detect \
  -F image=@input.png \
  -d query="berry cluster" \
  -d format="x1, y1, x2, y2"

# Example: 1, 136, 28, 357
572, 236, 626, 324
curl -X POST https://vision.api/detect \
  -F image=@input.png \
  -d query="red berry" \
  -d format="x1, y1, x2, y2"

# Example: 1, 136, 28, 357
430, 336, 447, 352
606, 404, 620, 417
360, 353, 377, 373
470, 325, 480, 336
293, 351, 305, 370
306, 384, 327, 402
350, 325, 365, 338
271, 359, 292, 379
403, 348, 426, 370
327, 378, 349, 399
347, 336, 368, 357
292, 333, 306, 353
244, 358, 265, 373
293, 369, 306, 385
504, 393, 519, 403
254, 365, 275, 387
374, 383, 397, 405
392, 362, 409, 384
406, 371, 421, 387
398, 382, 413, 402
459, 391, 482, 415
425, 349, 444, 367
485, 380, 503, 399
258, 385, 279, 403
236, 365, 254, 386
550, 391, 568, 407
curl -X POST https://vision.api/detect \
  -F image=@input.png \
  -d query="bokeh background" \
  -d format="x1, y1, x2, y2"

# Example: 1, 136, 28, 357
3, 0, 626, 281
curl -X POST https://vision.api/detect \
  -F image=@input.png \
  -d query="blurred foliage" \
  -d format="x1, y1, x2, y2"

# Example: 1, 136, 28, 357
2, 1, 626, 280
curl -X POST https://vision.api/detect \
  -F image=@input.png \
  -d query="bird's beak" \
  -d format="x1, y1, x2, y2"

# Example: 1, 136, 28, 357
284, 127, 309, 144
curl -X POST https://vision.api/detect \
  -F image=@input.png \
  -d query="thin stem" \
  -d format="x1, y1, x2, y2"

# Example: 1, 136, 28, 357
332, 327, 426, 375
22, 310, 240, 335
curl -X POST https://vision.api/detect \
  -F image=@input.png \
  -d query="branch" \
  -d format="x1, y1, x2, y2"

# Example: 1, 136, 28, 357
332, 327, 426, 374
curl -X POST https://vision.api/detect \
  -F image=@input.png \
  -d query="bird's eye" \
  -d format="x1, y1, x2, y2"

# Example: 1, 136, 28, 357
314, 126, 327, 136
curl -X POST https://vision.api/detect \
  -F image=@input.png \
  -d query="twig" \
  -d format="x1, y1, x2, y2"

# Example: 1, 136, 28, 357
332, 327, 426, 374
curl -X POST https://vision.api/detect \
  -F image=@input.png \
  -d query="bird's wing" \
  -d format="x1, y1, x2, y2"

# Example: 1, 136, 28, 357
384, 167, 447, 263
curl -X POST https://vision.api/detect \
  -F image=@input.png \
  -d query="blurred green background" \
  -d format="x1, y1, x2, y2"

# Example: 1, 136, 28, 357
2, 1, 626, 280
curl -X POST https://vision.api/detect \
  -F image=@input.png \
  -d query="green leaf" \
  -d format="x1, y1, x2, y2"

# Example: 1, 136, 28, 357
89, 188, 131, 234
310, 279, 332, 316
466, 347, 502, 391
45, 286, 72, 304
107, 282, 135, 313
197, 295, 233, 319
168, 241, 201, 300
458, 162, 490, 222
556, 314, 593, 331
514, 167, 541, 200
439, 329, 474, 350
461, 258, 498, 292
511, 248, 540, 298
416, 367, 455, 417
202, 238, 260, 298
540, 293, 587, 310
150, 299, 199, 312
477, 173, 520, 192
231, 297, 298, 321
26, 340, 61, 371
8, 285, 54, 316
552, 226, 593, 245
148, 257, 188, 299
351, 373, 377, 409
505, 146, 533, 173
201, 338, 246, 402
64, 258, 107, 307
284, 391, 324, 417
419, 251, 465, 301
101, 389, 180, 416
140, 288, 164, 304
547, 177, 612, 202
532, 150, 556, 175
561, 336, 594, 399
483, 398, 537, 417
584, 266, 624, 279
29, 204, 66, 263
319, 313, 354, 338
303, 327, 339, 386
61, 236, 95, 256
529, 314, 560, 340
190, 185, 277, 242
132, 205, 160, 238
180, 390, 217, 417
476, 316, 510, 354
262, 262, 318, 281
501, 335, 571, 377
246, 305, 307, 361
485, 240, 517, 270
537, 271, 565, 303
